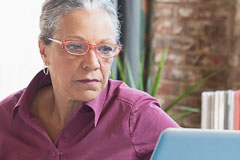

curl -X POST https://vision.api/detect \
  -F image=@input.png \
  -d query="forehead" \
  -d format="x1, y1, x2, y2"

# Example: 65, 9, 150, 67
54, 9, 115, 43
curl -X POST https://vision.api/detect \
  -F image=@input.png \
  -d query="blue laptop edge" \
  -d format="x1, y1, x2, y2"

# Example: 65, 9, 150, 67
151, 128, 240, 160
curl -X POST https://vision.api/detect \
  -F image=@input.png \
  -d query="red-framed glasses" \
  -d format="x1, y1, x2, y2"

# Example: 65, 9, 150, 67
48, 38, 121, 59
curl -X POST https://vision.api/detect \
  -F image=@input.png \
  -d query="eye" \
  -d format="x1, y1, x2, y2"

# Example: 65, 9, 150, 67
65, 41, 88, 54
97, 45, 113, 52
97, 44, 118, 57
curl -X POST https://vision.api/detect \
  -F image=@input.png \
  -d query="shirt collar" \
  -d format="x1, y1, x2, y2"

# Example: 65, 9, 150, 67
10, 70, 51, 125
84, 84, 108, 127
10, 70, 109, 127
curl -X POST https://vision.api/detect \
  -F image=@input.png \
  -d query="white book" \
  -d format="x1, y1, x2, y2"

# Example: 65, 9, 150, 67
214, 91, 219, 130
224, 91, 228, 129
218, 91, 225, 130
201, 92, 209, 129
209, 92, 215, 129
227, 90, 235, 130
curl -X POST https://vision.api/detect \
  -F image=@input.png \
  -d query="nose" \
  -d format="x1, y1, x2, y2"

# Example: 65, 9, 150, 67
81, 48, 100, 71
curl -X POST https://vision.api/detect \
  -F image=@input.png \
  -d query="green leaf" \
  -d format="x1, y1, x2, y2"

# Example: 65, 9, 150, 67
176, 106, 200, 113
151, 43, 169, 97
110, 67, 116, 80
116, 56, 127, 83
171, 111, 193, 121
164, 68, 224, 112
137, 52, 144, 90
126, 60, 136, 88
146, 47, 154, 94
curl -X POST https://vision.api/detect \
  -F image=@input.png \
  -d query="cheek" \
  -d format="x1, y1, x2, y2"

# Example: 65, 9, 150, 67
49, 51, 77, 78
100, 59, 113, 80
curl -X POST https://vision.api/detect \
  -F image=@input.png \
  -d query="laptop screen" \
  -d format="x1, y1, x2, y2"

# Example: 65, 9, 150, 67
151, 128, 240, 160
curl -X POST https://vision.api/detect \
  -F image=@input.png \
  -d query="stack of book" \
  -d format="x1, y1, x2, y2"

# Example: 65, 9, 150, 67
201, 90, 240, 130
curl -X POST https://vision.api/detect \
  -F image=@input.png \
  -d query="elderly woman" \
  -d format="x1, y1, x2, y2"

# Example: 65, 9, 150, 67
0, 0, 179, 159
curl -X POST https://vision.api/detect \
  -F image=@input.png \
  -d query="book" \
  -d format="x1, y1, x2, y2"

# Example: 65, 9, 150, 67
227, 90, 235, 130
201, 90, 237, 130
218, 91, 225, 130
201, 92, 209, 129
214, 91, 219, 130
234, 91, 240, 130
210, 92, 215, 129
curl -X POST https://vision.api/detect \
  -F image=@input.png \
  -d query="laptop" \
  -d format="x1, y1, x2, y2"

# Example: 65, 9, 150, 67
151, 128, 240, 160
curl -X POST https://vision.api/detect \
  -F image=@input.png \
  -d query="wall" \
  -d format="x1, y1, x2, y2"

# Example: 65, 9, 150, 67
0, 1, 44, 100
152, 0, 238, 127
232, 0, 240, 89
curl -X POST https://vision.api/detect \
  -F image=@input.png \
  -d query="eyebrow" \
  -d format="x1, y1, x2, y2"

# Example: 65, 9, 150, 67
65, 35, 85, 41
65, 35, 114, 44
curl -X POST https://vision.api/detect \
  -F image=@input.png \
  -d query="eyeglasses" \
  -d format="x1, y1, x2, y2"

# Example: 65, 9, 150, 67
48, 38, 121, 59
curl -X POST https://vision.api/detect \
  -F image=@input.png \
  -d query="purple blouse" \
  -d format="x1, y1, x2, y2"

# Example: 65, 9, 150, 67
0, 71, 179, 160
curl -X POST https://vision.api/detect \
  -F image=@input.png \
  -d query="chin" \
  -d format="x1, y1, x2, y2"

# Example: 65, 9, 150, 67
76, 90, 100, 102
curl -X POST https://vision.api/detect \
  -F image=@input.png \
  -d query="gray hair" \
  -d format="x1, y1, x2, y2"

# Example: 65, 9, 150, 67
39, 0, 120, 44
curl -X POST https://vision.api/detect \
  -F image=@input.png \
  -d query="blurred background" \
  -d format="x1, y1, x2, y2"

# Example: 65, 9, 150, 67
117, 0, 240, 128
1, 0, 240, 128
0, 0, 44, 99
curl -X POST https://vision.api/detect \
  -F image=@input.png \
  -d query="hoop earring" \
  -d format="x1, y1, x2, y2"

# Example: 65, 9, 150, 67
43, 65, 49, 75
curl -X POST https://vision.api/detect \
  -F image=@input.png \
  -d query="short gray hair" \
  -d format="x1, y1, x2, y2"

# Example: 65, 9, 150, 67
39, 0, 120, 44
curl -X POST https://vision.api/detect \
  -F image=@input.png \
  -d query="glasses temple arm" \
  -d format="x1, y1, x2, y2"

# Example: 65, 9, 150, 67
48, 38, 62, 44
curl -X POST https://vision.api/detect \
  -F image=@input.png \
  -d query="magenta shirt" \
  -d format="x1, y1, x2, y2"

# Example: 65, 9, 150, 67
0, 71, 179, 160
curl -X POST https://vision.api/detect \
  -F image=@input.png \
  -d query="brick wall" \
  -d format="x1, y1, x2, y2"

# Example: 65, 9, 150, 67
152, 0, 239, 127
231, 0, 240, 88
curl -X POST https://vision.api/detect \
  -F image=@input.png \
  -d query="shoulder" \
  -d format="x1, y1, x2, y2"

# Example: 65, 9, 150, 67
0, 89, 25, 115
107, 79, 159, 109
106, 80, 179, 158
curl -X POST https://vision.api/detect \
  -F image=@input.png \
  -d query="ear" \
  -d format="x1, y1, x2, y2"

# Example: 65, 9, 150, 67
39, 40, 50, 66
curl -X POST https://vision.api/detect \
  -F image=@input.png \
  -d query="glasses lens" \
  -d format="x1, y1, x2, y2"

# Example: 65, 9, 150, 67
97, 44, 119, 58
65, 41, 88, 55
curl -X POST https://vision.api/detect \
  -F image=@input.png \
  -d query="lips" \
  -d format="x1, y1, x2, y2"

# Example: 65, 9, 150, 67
77, 79, 100, 83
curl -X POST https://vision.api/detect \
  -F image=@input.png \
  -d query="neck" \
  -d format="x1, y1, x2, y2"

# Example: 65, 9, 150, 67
32, 85, 82, 127
31, 85, 83, 142
50, 94, 82, 126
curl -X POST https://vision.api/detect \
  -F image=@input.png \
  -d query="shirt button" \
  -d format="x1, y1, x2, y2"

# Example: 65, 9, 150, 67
52, 152, 57, 158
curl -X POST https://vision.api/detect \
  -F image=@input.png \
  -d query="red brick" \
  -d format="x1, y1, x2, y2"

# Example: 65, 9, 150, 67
228, 54, 239, 68
161, 67, 201, 82
230, 83, 240, 90
232, 70, 240, 82
154, 4, 175, 18
197, 6, 213, 19
176, 97, 201, 108
199, 68, 228, 83
154, 19, 174, 35
185, 54, 226, 67
155, 51, 185, 65
157, 82, 180, 95
178, 6, 195, 18
159, 96, 201, 109
234, 5, 240, 36
183, 20, 201, 36
213, 7, 231, 20
181, 81, 226, 97
198, 37, 231, 54
187, 0, 201, 3
181, 113, 201, 128
155, 0, 186, 3
198, 0, 227, 3
201, 20, 227, 37
233, 38, 240, 55
169, 37, 197, 51
173, 20, 184, 35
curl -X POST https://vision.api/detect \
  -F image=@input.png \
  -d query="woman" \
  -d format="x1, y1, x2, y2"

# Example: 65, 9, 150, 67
0, 0, 179, 159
